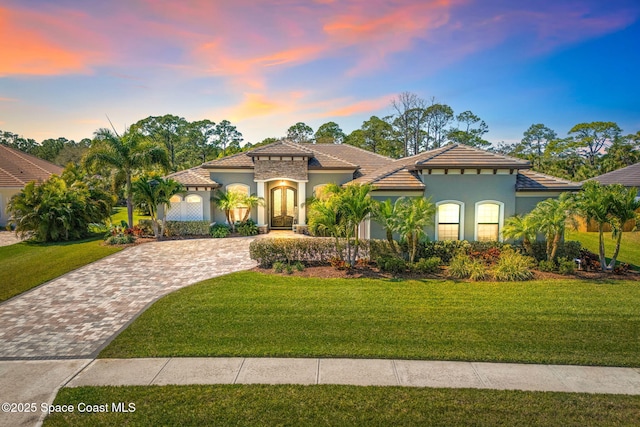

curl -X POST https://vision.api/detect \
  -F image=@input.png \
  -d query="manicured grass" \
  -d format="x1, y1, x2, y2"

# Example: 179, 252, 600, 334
0, 236, 122, 302
110, 206, 150, 226
567, 229, 640, 268
44, 384, 640, 427
100, 272, 640, 367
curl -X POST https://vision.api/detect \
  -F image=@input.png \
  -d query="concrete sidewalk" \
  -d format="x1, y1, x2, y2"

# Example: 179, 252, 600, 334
64, 357, 640, 395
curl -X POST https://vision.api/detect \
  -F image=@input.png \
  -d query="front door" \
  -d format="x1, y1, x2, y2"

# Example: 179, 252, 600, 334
270, 186, 296, 229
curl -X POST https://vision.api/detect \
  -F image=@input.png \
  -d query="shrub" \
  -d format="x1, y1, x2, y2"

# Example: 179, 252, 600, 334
285, 263, 294, 274
448, 254, 487, 280
137, 220, 155, 236
210, 223, 231, 238
376, 256, 407, 274
105, 234, 135, 245
411, 257, 442, 274
557, 257, 576, 275
330, 257, 348, 270
530, 240, 581, 262
273, 261, 285, 273
250, 238, 339, 268
419, 240, 471, 264
294, 261, 305, 272
237, 219, 259, 236
492, 248, 534, 281
164, 221, 210, 236
538, 260, 556, 272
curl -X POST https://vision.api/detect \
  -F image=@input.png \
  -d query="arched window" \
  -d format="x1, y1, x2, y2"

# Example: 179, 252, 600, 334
436, 201, 464, 241
475, 201, 503, 242
226, 183, 250, 222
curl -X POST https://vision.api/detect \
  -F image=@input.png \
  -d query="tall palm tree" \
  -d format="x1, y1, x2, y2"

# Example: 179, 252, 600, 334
395, 197, 436, 263
84, 126, 169, 228
239, 194, 264, 223
574, 181, 611, 269
502, 215, 536, 255
212, 189, 245, 232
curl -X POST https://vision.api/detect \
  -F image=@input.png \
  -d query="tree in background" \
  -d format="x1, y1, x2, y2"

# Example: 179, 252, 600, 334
215, 119, 243, 156
1, 130, 38, 153
84, 126, 169, 228
391, 92, 428, 156
447, 111, 490, 148
134, 115, 189, 171
424, 102, 454, 149
314, 121, 345, 144
515, 124, 557, 169
186, 119, 218, 164
345, 116, 402, 158
286, 122, 314, 143
568, 122, 621, 168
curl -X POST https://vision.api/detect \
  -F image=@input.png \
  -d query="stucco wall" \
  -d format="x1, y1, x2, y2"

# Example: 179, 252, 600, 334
306, 172, 354, 197
515, 194, 555, 216
0, 188, 20, 227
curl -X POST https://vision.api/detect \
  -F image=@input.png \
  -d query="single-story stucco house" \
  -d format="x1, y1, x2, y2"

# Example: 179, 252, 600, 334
0, 144, 64, 227
165, 140, 581, 241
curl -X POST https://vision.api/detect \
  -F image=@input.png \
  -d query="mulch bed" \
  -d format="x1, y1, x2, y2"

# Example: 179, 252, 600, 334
253, 264, 640, 281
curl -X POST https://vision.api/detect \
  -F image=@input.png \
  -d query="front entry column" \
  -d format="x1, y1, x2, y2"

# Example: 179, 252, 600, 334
298, 183, 306, 225
256, 180, 266, 226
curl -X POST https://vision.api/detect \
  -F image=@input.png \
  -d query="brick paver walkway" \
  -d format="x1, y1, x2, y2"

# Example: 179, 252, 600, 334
0, 237, 257, 359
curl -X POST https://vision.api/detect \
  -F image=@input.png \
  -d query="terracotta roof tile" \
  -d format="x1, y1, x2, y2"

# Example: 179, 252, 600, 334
410, 144, 530, 169
516, 170, 582, 191
246, 140, 314, 157
202, 151, 254, 168
0, 144, 63, 187
589, 163, 640, 187
166, 168, 220, 188
301, 143, 393, 175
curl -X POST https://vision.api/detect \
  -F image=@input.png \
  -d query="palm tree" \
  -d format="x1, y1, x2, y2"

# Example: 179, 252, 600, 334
133, 177, 184, 239
239, 194, 264, 223
212, 189, 248, 232
395, 197, 436, 263
604, 185, 640, 269
528, 194, 575, 261
337, 184, 374, 266
502, 215, 536, 255
84, 126, 169, 228
372, 198, 402, 254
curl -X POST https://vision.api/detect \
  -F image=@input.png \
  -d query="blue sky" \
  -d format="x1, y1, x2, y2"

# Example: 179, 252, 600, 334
1, 0, 638, 145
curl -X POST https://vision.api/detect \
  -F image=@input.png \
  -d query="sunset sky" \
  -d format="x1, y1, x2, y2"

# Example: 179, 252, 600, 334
1, 0, 639, 145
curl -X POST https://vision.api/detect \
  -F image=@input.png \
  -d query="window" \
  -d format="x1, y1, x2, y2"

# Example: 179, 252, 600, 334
475, 201, 503, 242
226, 183, 250, 222
437, 202, 462, 241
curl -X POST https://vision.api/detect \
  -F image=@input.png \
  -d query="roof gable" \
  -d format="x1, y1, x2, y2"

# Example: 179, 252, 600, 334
0, 145, 63, 187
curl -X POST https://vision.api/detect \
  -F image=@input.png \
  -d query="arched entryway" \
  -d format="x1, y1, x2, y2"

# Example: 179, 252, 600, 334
270, 185, 297, 229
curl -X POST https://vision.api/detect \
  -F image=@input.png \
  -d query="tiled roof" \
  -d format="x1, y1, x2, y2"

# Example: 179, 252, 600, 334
202, 151, 254, 168
350, 159, 425, 190
589, 163, 640, 187
409, 144, 530, 170
516, 170, 582, 191
0, 144, 63, 187
166, 168, 220, 188
300, 143, 393, 176
246, 140, 314, 157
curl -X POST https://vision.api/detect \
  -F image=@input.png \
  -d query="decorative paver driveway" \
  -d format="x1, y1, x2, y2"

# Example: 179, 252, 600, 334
0, 237, 257, 359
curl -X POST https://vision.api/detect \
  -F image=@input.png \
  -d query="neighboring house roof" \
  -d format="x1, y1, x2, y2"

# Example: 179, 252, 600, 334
408, 143, 531, 170
588, 162, 640, 187
0, 144, 63, 187
516, 170, 582, 192
166, 168, 220, 188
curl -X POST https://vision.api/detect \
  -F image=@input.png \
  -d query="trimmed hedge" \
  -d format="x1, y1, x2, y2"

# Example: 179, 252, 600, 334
164, 221, 210, 236
250, 238, 373, 268
529, 240, 581, 262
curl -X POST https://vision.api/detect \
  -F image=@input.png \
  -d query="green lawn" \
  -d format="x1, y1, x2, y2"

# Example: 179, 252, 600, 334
0, 236, 122, 302
43, 385, 640, 427
110, 206, 150, 226
100, 271, 640, 367
567, 229, 640, 268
